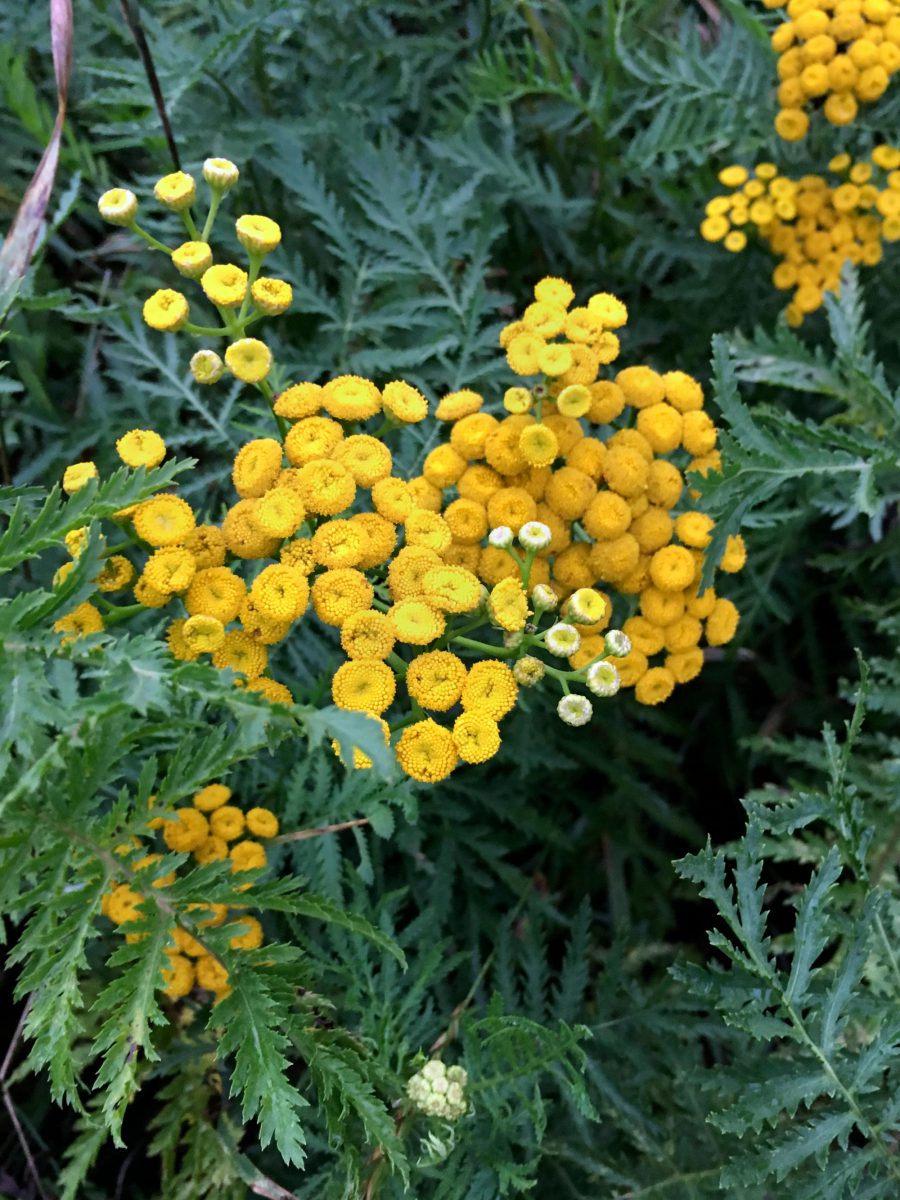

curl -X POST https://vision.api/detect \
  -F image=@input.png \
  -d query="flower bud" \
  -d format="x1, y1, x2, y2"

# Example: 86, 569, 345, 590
235, 213, 282, 255
172, 241, 213, 279
545, 621, 581, 658
488, 526, 514, 549
557, 694, 593, 727
604, 629, 632, 657
567, 587, 607, 625
97, 187, 137, 226
406, 1059, 468, 1121
503, 386, 533, 414
532, 583, 558, 612
62, 463, 98, 495
503, 631, 525, 649
154, 171, 196, 211
513, 655, 545, 687
586, 660, 620, 697
556, 383, 591, 417
203, 157, 240, 191
190, 349, 225, 385
518, 521, 552, 552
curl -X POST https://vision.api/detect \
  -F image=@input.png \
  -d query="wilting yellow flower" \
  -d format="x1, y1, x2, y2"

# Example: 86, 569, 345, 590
225, 338, 272, 384
62, 462, 98, 494
95, 555, 134, 592
143, 289, 189, 332
98, 187, 137, 225
116, 429, 166, 469
235, 213, 282, 254
154, 171, 196, 210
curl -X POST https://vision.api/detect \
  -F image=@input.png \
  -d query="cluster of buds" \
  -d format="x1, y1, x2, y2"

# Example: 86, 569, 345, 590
406, 1060, 469, 1121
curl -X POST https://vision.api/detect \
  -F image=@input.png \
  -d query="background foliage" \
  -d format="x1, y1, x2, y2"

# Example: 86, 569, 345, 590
2, 0, 900, 1197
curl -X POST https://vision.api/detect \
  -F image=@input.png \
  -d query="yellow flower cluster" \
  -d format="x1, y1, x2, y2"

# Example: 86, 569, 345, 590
98, 158, 288, 389
701, 148, 900, 323
763, 0, 900, 139
86, 160, 745, 781
101, 783, 278, 1002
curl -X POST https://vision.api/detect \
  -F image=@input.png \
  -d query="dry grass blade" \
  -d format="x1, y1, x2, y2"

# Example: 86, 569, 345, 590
0, 0, 73, 295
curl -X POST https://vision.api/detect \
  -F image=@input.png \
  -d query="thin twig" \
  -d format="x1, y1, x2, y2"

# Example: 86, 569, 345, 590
2, 1092, 50, 1200
119, 0, 180, 170
0, 996, 32, 1083
273, 817, 370, 845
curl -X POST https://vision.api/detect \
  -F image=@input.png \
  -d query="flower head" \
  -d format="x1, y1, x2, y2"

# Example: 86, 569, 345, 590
201, 263, 248, 308
225, 338, 272, 384
513, 655, 545, 687
545, 622, 581, 658
586, 660, 620, 697
235, 213, 282, 254
489, 576, 529, 632
407, 651, 467, 711
116, 429, 166, 470
332, 658, 396, 714
62, 462, 98, 495
251, 277, 293, 315
460, 660, 518, 719
452, 711, 501, 763
154, 171, 196, 210
604, 629, 632, 657
98, 187, 137, 225
143, 289, 189, 332
407, 1060, 469, 1121
557, 694, 593, 727
567, 588, 607, 625
395, 720, 458, 783
190, 349, 225, 385
488, 526, 514, 549
518, 521, 552, 552
203, 157, 240, 190
172, 241, 213, 279
134, 495, 195, 547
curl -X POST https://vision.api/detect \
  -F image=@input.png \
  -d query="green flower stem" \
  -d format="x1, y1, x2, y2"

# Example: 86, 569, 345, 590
181, 208, 200, 240
387, 652, 408, 678
388, 713, 418, 735
214, 303, 241, 338
98, 601, 145, 624
371, 598, 389, 613
542, 662, 586, 683
127, 222, 172, 256
239, 251, 264, 323
503, 544, 525, 568
183, 322, 231, 337
520, 547, 537, 587
451, 635, 512, 658
200, 190, 223, 243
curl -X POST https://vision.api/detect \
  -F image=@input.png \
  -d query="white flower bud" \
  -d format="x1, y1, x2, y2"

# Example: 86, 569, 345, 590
203, 157, 240, 191
604, 629, 632, 657
190, 349, 225, 385
545, 622, 581, 658
406, 1059, 468, 1121
518, 521, 552, 552
532, 583, 558, 612
586, 660, 620, 697
98, 188, 137, 226
557, 694, 593, 727
488, 526, 514, 549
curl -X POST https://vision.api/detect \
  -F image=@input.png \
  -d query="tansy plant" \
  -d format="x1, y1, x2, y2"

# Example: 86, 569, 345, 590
701, 145, 900, 323
78, 158, 746, 781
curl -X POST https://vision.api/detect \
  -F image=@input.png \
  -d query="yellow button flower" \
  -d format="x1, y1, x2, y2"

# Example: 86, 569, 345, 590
235, 213, 282, 254
225, 338, 272, 384
172, 241, 213, 279
395, 719, 458, 783
154, 171, 196, 210
201, 263, 248, 308
98, 187, 137, 225
62, 461, 98, 494
143, 289, 189, 332
116, 429, 166, 469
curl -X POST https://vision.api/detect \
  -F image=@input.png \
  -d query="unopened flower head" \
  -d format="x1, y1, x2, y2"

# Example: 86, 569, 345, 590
567, 587, 606, 625
503, 631, 525, 649
513, 655, 545, 687
557, 694, 593, 727
97, 188, 137, 226
532, 583, 558, 612
503, 386, 533, 414
586, 660, 620, 698
190, 349, 225, 385
545, 621, 581, 658
604, 629, 632, 657
488, 525, 514, 549
225, 338, 272, 384
235, 213, 282, 255
518, 521, 552, 552
154, 171, 196, 211
203, 157, 240, 191
172, 241, 213, 279
406, 1059, 468, 1121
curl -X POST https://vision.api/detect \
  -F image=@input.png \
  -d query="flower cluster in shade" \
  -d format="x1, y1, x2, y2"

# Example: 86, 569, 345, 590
101, 783, 279, 1003
406, 1060, 469, 1121
763, 0, 900, 141
97, 157, 287, 389
701, 147, 900, 323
